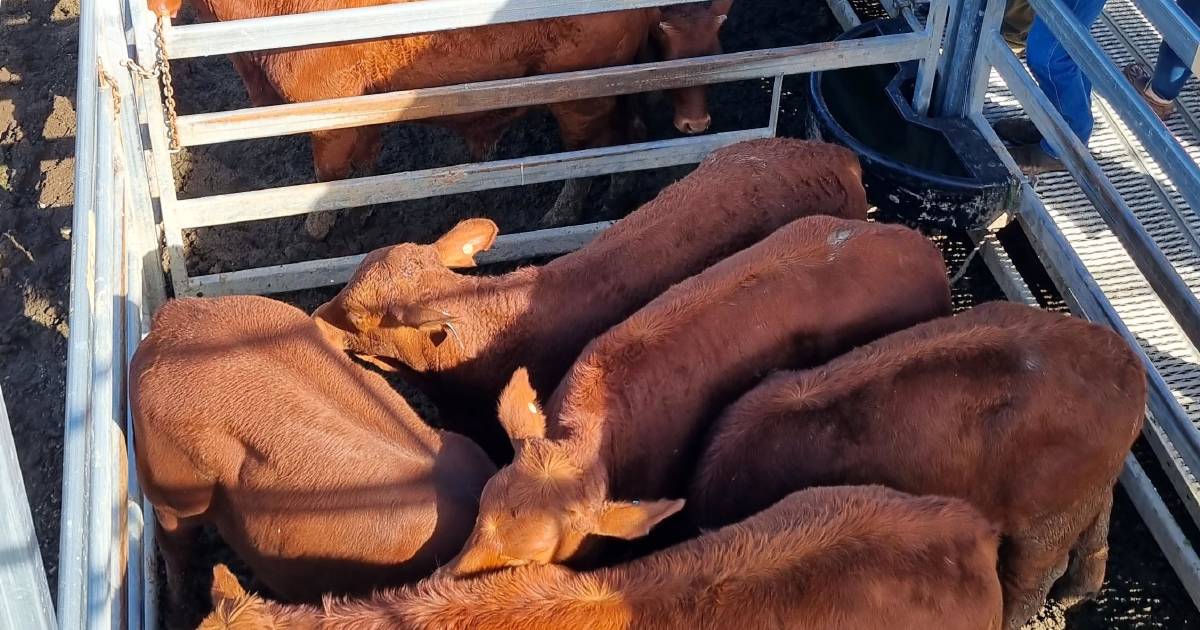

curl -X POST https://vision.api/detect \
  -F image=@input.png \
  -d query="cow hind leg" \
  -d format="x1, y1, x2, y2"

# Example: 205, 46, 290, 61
1000, 531, 1072, 630
156, 511, 206, 630
1053, 489, 1114, 608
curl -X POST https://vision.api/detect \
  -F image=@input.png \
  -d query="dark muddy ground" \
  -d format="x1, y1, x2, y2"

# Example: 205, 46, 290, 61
2, 0, 1198, 626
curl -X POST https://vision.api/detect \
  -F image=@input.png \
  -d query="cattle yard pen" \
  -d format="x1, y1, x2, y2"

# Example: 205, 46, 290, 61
59, 0, 1200, 627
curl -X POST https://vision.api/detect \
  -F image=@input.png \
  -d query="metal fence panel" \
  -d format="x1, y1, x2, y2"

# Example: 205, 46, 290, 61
175, 32, 930, 147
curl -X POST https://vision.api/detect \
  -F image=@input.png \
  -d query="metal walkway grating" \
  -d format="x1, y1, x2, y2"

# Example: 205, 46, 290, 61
983, 0, 1200, 506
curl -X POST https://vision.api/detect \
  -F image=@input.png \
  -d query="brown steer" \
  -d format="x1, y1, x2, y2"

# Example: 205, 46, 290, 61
689, 301, 1146, 629
313, 138, 869, 460
198, 486, 1003, 630
153, 0, 731, 237
443, 215, 953, 576
130, 296, 496, 624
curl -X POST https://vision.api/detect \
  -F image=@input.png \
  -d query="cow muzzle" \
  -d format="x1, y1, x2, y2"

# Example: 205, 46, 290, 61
675, 114, 712, 135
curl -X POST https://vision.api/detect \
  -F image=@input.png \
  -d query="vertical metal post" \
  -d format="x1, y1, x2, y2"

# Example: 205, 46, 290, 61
85, 80, 121, 630
768, 75, 784, 136
0, 389, 57, 630
932, 0, 989, 116
913, 0, 952, 115
58, 0, 100, 624
967, 0, 1008, 114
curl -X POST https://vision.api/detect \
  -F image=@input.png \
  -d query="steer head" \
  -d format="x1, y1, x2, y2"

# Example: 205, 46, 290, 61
312, 218, 499, 372
442, 369, 685, 577
653, 0, 734, 134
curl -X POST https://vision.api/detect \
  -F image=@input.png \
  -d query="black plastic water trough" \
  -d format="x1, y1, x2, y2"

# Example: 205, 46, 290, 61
808, 18, 1018, 231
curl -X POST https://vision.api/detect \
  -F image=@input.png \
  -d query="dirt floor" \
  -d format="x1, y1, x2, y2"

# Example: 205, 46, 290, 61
3, 0, 1200, 626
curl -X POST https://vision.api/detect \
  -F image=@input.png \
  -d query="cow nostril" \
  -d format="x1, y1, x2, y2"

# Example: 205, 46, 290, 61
675, 116, 712, 135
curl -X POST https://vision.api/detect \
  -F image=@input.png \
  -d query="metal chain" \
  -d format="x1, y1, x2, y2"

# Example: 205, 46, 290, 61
121, 58, 158, 80
118, 16, 181, 152
97, 60, 122, 116
154, 16, 182, 153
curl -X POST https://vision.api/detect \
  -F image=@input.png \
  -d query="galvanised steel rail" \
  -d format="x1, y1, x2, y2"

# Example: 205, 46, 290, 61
58, 0, 147, 626
164, 0, 702, 58
0, 388, 56, 630
1131, 0, 1200, 78
58, 0, 105, 623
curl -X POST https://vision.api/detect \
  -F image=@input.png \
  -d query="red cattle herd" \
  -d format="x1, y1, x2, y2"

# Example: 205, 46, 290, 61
126, 139, 1146, 630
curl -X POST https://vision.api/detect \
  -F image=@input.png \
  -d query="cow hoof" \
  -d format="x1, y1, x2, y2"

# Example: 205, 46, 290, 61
305, 211, 337, 240
1054, 591, 1099, 610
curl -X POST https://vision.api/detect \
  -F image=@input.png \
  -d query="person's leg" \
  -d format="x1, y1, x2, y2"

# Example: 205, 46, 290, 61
1004, 0, 1037, 53
1025, 0, 1109, 158
1150, 0, 1199, 101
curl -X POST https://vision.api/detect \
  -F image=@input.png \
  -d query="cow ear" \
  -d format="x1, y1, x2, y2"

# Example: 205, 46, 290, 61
210, 564, 247, 606
434, 219, 499, 268
498, 368, 547, 447
311, 303, 350, 348
592, 499, 686, 540
345, 307, 380, 334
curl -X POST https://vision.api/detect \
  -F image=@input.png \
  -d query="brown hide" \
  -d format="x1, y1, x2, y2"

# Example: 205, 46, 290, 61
689, 301, 1146, 629
186, 0, 731, 181
313, 138, 870, 459
443, 215, 953, 576
199, 486, 1003, 630
129, 296, 496, 614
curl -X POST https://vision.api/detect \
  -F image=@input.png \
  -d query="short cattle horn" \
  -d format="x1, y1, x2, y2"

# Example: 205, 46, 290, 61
389, 304, 456, 331
389, 304, 465, 350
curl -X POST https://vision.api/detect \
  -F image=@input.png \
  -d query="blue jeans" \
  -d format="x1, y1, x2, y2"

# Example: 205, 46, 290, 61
1026, 0, 1110, 157
1150, 0, 1200, 100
